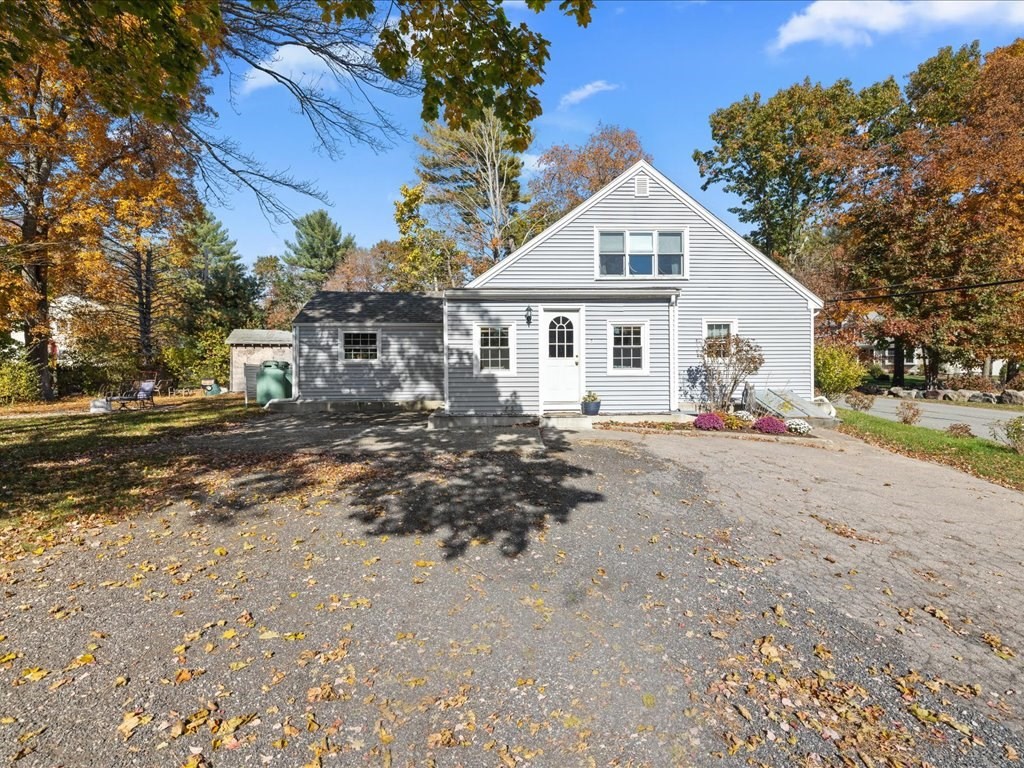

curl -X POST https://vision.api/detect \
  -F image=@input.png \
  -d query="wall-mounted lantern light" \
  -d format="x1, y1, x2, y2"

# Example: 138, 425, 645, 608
524, 305, 533, 326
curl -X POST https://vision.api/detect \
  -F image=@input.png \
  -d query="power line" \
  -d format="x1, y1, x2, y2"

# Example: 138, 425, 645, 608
828, 276, 1024, 304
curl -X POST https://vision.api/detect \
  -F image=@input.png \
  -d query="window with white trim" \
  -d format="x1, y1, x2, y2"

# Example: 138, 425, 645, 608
598, 230, 685, 277
607, 322, 648, 375
703, 320, 734, 357
475, 324, 516, 374
343, 331, 379, 360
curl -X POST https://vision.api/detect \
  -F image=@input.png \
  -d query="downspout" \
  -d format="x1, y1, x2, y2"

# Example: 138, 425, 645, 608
442, 296, 450, 414
810, 305, 819, 400
669, 294, 679, 411
291, 324, 300, 400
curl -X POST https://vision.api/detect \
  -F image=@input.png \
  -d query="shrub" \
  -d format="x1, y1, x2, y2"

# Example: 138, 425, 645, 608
697, 335, 765, 411
732, 409, 755, 423
814, 342, 867, 401
941, 374, 997, 393
1004, 373, 1024, 391
868, 363, 886, 380
991, 416, 1024, 454
714, 411, 746, 430
582, 390, 600, 403
786, 418, 812, 435
694, 412, 726, 431
844, 390, 876, 412
896, 400, 921, 425
946, 423, 973, 439
0, 351, 39, 404
753, 415, 787, 434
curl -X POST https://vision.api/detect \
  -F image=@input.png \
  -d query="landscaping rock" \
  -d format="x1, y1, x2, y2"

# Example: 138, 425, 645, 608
957, 389, 981, 401
939, 389, 964, 401
923, 389, 941, 399
968, 393, 986, 403
888, 387, 908, 398
999, 389, 1024, 405
982, 393, 998, 403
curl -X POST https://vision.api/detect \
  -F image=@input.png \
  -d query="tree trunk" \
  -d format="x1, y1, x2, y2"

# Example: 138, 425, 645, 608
892, 340, 906, 387
924, 347, 941, 388
22, 263, 54, 400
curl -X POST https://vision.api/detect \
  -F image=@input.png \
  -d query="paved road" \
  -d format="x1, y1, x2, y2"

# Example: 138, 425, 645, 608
842, 394, 1024, 436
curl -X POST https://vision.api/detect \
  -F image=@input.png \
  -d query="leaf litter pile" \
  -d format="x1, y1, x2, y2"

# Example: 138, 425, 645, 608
0, 422, 1021, 766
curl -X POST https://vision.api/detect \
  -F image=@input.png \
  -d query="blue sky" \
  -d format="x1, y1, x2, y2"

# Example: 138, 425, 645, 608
206, 0, 1024, 264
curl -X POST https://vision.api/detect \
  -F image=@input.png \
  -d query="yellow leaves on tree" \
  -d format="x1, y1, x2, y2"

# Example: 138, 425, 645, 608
0, 42, 197, 395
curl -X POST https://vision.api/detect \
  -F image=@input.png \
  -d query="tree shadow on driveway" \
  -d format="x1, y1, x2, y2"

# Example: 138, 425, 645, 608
346, 432, 602, 558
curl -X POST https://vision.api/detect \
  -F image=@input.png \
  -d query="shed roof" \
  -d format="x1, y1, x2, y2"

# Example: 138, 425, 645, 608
293, 292, 443, 325
225, 329, 294, 345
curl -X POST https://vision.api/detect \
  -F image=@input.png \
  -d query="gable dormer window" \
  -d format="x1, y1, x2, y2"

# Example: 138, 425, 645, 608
597, 229, 686, 278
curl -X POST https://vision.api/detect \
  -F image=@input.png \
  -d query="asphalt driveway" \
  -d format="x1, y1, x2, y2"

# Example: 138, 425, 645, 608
1, 414, 1021, 766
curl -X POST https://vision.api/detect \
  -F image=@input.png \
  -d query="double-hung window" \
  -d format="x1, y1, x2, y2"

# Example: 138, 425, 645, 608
598, 230, 685, 277
703, 320, 735, 358
343, 331, 379, 361
607, 322, 648, 375
475, 324, 516, 374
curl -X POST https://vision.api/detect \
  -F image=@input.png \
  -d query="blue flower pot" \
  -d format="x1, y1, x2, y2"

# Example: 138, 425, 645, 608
581, 401, 601, 416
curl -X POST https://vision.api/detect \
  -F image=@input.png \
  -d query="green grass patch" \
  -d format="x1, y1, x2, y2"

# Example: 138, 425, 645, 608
0, 398, 260, 553
837, 407, 1024, 491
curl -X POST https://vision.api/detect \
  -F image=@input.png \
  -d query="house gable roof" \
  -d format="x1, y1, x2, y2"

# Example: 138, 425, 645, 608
467, 160, 823, 309
293, 291, 443, 325
225, 329, 293, 345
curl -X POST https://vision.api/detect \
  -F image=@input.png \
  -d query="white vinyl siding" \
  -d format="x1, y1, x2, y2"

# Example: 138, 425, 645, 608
585, 301, 670, 413
447, 302, 537, 415
295, 325, 443, 401
474, 170, 815, 400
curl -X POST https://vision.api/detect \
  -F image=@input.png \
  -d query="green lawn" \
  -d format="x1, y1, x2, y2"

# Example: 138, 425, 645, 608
837, 408, 1024, 491
0, 398, 259, 554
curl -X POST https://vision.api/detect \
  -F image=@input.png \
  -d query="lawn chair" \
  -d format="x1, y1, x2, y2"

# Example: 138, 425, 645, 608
106, 379, 156, 410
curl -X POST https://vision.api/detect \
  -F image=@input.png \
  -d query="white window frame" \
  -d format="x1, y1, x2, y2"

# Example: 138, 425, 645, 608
594, 227, 689, 280
473, 323, 517, 376
701, 318, 739, 340
340, 328, 382, 363
606, 320, 650, 376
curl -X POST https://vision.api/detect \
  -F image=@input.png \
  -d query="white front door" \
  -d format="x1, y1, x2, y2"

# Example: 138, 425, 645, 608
542, 309, 582, 409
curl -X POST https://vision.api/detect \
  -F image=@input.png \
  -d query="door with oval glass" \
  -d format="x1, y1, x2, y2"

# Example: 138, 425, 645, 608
541, 309, 582, 409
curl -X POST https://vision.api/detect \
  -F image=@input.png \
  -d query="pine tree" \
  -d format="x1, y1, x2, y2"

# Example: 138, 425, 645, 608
280, 210, 356, 305
183, 209, 261, 334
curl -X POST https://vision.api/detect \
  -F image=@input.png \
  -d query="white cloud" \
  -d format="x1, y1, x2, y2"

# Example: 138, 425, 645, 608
241, 45, 335, 95
772, 0, 1024, 51
558, 80, 619, 110
521, 153, 542, 173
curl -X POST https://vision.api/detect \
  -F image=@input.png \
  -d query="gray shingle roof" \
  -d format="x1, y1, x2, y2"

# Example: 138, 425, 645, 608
293, 292, 443, 325
225, 329, 294, 345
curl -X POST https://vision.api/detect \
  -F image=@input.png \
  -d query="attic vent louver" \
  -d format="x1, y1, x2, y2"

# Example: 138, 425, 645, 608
634, 174, 649, 197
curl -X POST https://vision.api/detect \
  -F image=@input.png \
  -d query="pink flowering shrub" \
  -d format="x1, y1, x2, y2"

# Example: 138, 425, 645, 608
694, 412, 726, 431
752, 416, 787, 434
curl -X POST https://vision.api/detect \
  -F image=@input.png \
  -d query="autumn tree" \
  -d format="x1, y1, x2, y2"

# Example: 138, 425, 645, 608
323, 241, 398, 292
693, 78, 901, 269
415, 112, 525, 270
527, 124, 652, 231
826, 42, 1022, 384
0, 45, 201, 397
390, 183, 466, 291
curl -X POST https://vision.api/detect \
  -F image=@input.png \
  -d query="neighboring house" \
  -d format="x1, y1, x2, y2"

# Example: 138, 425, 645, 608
225, 329, 294, 392
291, 161, 823, 414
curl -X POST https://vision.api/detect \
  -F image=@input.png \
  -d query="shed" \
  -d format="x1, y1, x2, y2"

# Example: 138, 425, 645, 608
225, 329, 294, 393
292, 292, 444, 405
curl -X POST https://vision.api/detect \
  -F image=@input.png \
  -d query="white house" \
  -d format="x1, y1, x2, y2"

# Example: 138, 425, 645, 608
291, 161, 823, 415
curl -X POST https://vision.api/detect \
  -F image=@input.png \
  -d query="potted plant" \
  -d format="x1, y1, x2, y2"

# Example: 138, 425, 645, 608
581, 390, 601, 415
